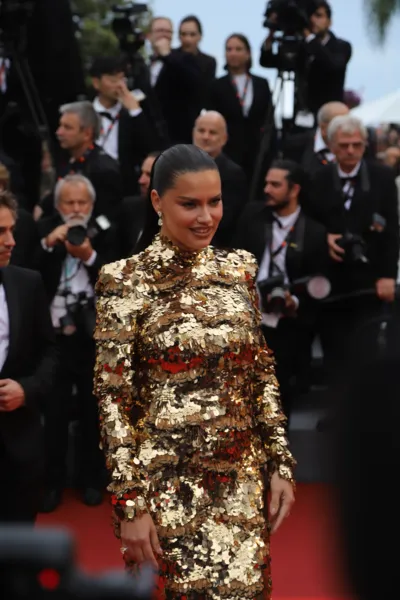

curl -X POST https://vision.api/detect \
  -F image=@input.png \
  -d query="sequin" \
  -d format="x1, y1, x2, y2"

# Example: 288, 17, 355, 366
94, 234, 295, 599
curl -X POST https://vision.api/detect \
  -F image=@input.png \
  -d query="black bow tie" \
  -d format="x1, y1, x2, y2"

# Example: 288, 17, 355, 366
341, 175, 358, 184
98, 111, 114, 121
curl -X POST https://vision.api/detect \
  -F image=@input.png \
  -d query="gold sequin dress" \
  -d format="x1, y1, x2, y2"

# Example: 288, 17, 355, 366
94, 234, 295, 600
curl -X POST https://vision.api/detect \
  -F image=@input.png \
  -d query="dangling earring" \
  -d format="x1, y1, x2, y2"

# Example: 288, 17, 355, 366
158, 211, 163, 227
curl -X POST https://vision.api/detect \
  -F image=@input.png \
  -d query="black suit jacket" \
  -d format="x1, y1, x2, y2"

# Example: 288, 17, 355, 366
36, 213, 121, 303
176, 47, 216, 118
206, 74, 273, 181
117, 195, 147, 258
150, 49, 202, 144
307, 161, 399, 291
41, 145, 123, 222
0, 267, 57, 460
101, 107, 159, 198
260, 32, 352, 115
11, 209, 40, 270
213, 153, 248, 248
232, 202, 329, 320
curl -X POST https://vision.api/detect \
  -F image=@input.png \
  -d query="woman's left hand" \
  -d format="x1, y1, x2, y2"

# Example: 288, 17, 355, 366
269, 471, 295, 534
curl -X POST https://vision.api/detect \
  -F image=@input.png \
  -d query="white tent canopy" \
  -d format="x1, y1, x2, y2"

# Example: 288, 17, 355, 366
351, 89, 400, 125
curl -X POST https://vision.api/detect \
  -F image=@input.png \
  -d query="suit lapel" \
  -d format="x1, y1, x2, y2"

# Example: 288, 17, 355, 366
285, 212, 305, 280
1, 268, 20, 374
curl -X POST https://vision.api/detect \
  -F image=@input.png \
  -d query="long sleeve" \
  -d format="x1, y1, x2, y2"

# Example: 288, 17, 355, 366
17, 272, 58, 406
93, 261, 148, 521
242, 252, 296, 484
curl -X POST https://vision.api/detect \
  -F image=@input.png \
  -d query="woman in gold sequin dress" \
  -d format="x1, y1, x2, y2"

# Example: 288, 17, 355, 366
94, 145, 295, 599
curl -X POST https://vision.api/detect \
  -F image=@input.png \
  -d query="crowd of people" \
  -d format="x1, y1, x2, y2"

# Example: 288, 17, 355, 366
0, 1, 399, 598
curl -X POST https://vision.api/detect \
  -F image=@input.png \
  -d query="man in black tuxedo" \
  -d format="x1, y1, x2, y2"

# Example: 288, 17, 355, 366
193, 111, 248, 247
145, 16, 202, 143
0, 190, 57, 523
232, 160, 329, 417
36, 174, 120, 512
307, 115, 399, 373
90, 57, 159, 197
260, 0, 352, 119
39, 102, 123, 222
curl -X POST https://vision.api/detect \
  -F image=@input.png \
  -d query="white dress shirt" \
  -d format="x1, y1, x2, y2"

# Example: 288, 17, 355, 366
50, 252, 97, 329
257, 207, 301, 328
93, 98, 142, 161
150, 60, 164, 87
0, 284, 10, 371
232, 74, 254, 117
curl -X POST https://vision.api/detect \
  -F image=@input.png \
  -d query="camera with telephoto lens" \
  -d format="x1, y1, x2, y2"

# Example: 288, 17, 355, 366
336, 232, 368, 264
59, 291, 95, 338
111, 2, 149, 55
258, 273, 331, 314
66, 214, 111, 246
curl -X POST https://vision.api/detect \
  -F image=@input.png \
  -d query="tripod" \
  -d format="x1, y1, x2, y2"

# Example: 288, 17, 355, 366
249, 68, 298, 203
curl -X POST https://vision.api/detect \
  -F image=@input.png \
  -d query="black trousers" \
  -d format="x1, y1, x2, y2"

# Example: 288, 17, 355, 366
43, 330, 104, 489
262, 317, 315, 419
0, 436, 43, 523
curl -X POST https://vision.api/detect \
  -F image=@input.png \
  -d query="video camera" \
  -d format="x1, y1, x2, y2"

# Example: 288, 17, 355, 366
111, 2, 149, 55
0, 526, 154, 600
258, 274, 331, 314
263, 0, 317, 35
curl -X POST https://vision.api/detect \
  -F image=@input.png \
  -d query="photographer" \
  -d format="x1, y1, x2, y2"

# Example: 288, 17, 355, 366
260, 0, 352, 118
307, 115, 399, 373
232, 160, 329, 418
35, 175, 119, 513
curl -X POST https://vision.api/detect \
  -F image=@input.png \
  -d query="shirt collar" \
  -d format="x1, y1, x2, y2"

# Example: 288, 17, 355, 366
93, 97, 122, 117
272, 206, 301, 228
337, 162, 362, 178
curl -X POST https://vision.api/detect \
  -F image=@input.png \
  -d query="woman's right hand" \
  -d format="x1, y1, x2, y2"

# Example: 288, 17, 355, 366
120, 514, 162, 568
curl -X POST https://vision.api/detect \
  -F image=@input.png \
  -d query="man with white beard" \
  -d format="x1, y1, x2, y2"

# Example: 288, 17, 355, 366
36, 174, 119, 513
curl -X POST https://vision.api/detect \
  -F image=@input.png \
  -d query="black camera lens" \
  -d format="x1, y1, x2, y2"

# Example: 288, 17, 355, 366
67, 225, 87, 246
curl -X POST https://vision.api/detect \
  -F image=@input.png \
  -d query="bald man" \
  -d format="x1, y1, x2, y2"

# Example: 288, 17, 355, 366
193, 111, 248, 247
301, 102, 350, 177
301, 101, 349, 176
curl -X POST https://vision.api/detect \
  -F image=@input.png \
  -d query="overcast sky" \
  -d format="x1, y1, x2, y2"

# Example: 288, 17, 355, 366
153, 0, 398, 103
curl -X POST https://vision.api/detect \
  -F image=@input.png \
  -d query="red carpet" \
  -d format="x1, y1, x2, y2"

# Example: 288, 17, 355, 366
37, 483, 352, 600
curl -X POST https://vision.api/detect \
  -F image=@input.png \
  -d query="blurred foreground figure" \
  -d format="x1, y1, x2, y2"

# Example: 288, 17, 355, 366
337, 310, 400, 599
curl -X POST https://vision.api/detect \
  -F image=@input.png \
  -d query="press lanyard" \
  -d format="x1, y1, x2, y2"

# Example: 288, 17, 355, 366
268, 224, 295, 277
99, 112, 120, 148
231, 74, 251, 108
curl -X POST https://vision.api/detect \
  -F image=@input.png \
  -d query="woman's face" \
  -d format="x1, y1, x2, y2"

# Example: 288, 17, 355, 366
225, 36, 250, 70
151, 170, 223, 251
